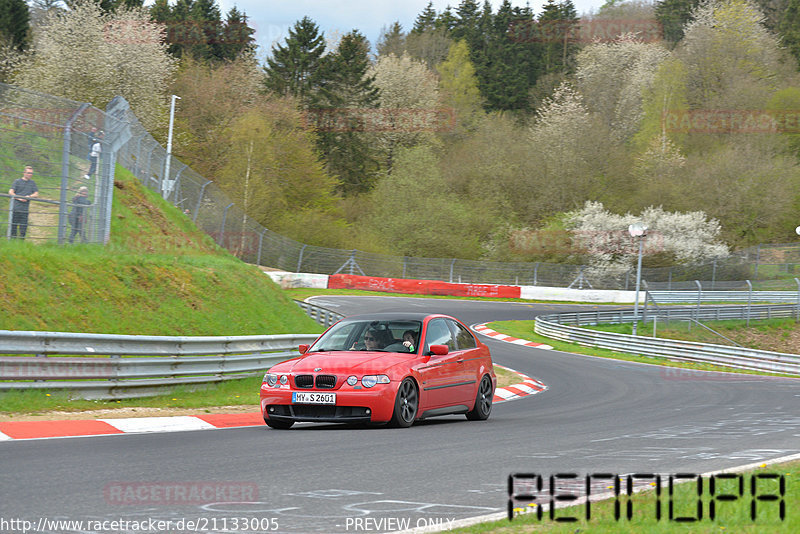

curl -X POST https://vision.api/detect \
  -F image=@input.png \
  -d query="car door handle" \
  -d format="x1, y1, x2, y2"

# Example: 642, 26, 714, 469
457, 358, 464, 363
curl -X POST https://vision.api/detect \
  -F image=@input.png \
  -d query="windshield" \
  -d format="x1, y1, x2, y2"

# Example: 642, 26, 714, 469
310, 320, 422, 353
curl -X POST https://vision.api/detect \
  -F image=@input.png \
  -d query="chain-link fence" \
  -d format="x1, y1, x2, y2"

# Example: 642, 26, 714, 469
0, 84, 132, 244
4, 83, 800, 289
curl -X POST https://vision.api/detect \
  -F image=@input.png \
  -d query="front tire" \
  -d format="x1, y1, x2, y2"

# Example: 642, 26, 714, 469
390, 378, 419, 428
466, 375, 493, 421
265, 418, 294, 430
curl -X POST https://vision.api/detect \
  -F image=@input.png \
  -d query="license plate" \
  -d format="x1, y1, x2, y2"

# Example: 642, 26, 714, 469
292, 392, 336, 405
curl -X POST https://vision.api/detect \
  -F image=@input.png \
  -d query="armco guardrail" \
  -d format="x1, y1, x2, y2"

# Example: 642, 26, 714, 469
0, 330, 318, 400
293, 299, 344, 327
534, 305, 800, 376
649, 290, 800, 304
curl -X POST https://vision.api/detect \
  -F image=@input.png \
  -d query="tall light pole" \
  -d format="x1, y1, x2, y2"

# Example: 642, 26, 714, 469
162, 94, 181, 199
629, 222, 648, 336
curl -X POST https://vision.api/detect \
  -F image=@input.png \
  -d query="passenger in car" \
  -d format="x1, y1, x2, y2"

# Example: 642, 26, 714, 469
402, 330, 417, 352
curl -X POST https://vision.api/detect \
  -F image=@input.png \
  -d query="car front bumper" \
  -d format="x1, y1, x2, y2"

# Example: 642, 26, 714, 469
260, 384, 397, 424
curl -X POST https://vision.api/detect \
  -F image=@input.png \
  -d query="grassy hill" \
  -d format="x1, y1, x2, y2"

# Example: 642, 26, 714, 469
0, 165, 322, 336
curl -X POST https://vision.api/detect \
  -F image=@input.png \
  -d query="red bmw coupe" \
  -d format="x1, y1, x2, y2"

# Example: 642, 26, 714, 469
260, 313, 496, 429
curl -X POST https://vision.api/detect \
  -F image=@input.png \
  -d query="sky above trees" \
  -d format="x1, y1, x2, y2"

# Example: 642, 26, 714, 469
202, 0, 607, 55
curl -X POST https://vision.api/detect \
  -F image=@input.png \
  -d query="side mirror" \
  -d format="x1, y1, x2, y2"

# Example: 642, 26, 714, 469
429, 344, 449, 356
298, 344, 309, 354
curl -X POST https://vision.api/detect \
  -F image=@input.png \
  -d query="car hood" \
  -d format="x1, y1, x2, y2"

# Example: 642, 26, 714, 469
272, 351, 416, 374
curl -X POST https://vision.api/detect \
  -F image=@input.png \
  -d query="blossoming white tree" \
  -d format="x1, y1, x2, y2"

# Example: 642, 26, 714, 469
14, 0, 176, 130
566, 201, 729, 278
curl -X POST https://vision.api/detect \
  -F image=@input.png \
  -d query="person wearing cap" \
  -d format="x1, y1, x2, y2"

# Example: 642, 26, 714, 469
68, 186, 91, 243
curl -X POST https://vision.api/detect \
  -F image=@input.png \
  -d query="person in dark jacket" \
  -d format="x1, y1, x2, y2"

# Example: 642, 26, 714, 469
68, 186, 91, 244
8, 166, 39, 239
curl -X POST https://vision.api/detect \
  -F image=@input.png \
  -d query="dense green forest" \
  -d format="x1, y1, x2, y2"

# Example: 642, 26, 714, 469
5, 0, 800, 269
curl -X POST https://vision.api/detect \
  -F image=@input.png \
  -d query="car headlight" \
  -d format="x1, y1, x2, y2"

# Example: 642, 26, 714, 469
280, 375, 288, 385
361, 375, 390, 388
265, 373, 278, 387
347, 375, 358, 386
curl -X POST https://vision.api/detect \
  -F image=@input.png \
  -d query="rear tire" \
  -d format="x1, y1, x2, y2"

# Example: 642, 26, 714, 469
265, 418, 294, 430
466, 375, 493, 421
390, 378, 419, 428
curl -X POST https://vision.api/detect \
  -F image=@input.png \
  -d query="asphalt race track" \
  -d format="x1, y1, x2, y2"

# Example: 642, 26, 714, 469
1, 296, 798, 533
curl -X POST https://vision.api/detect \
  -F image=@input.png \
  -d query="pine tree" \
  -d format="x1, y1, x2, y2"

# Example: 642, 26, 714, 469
780, 0, 800, 68
538, 0, 579, 75
0, 0, 30, 51
654, 0, 702, 43
376, 21, 405, 57
412, 1, 437, 34
66, 0, 143, 12
148, 0, 253, 62
263, 16, 326, 101
313, 30, 381, 195
188, 0, 222, 61
435, 6, 458, 32
481, 0, 540, 111
221, 6, 256, 60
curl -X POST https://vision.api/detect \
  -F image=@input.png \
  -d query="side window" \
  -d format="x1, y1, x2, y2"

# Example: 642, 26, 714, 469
450, 320, 477, 350
424, 319, 455, 352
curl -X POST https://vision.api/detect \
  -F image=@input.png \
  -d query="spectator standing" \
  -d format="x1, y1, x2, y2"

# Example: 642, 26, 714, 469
8, 166, 39, 240
68, 186, 91, 244
87, 127, 98, 161
85, 132, 102, 179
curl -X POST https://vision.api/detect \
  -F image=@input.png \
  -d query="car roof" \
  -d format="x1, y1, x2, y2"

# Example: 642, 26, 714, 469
340, 312, 452, 322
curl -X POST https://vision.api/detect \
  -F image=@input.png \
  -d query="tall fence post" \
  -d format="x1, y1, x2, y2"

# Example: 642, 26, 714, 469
711, 259, 717, 290
256, 228, 266, 267
296, 244, 307, 273
449, 258, 456, 283
219, 203, 233, 246
58, 103, 90, 244
795, 278, 800, 323
193, 179, 211, 223
746, 279, 753, 327
754, 244, 761, 279
695, 280, 702, 324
